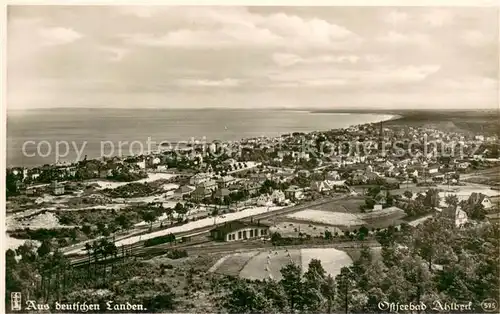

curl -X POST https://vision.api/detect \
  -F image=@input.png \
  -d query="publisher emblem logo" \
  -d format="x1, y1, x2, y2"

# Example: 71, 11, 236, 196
481, 299, 498, 312
11, 292, 22, 311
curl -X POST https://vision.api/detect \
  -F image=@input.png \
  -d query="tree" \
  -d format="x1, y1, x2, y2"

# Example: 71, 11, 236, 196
321, 275, 336, 314
115, 214, 132, 230
445, 194, 459, 209
424, 189, 440, 209
262, 279, 288, 311
386, 191, 394, 207
324, 230, 333, 240
81, 224, 92, 237
358, 226, 369, 241
280, 263, 304, 311
6, 172, 19, 196
37, 240, 51, 257
84, 243, 92, 279
223, 281, 270, 313
403, 190, 413, 200
174, 202, 185, 215
303, 259, 327, 311
144, 289, 177, 312
336, 267, 355, 314
141, 210, 158, 230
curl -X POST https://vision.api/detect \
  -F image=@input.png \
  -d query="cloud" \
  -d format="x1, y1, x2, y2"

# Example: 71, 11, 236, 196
274, 79, 348, 88
99, 46, 128, 62
117, 6, 156, 18
121, 8, 361, 49
272, 53, 360, 67
421, 9, 454, 27
383, 10, 409, 25
37, 27, 82, 46
376, 31, 430, 46
175, 78, 241, 87
463, 30, 491, 47
123, 27, 281, 48
266, 64, 441, 88
380, 65, 441, 82
9, 18, 82, 47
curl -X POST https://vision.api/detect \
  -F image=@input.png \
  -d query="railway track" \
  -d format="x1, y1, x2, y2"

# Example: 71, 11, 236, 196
68, 198, 336, 258
69, 198, 347, 267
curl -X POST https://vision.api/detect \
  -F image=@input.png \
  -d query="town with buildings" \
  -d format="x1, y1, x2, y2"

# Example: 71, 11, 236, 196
5, 119, 500, 313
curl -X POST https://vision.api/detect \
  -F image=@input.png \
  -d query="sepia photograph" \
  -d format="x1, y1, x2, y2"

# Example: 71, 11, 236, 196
3, 2, 500, 313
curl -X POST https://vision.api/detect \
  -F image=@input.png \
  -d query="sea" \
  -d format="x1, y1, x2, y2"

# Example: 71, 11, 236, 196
7, 108, 395, 168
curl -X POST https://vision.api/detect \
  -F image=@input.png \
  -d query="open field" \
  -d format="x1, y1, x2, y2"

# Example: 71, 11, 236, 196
287, 210, 364, 227
6, 235, 41, 251
301, 248, 352, 279
306, 197, 365, 214
286, 207, 406, 230
90, 173, 178, 190
210, 248, 353, 281
211, 251, 260, 276
360, 207, 407, 229
6, 211, 72, 231
239, 250, 301, 281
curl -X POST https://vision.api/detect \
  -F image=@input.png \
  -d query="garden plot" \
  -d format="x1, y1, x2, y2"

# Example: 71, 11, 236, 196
286, 210, 364, 227
239, 250, 301, 281
211, 251, 260, 277
300, 248, 353, 279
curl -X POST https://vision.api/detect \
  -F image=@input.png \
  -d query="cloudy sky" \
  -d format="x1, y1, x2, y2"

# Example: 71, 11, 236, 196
7, 6, 499, 110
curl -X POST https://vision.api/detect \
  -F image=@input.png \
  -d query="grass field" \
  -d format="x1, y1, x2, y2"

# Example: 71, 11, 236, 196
309, 197, 365, 214
286, 210, 365, 227
301, 248, 352, 279
239, 250, 301, 281
285, 207, 407, 230
211, 248, 353, 281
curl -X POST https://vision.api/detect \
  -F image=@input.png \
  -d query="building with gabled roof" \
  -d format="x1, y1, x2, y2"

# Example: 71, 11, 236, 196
210, 220, 270, 242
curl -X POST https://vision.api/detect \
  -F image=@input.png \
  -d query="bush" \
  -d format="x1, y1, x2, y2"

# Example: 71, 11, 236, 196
166, 249, 188, 259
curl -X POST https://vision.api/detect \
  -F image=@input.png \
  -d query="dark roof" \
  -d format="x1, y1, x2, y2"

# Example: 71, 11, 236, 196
210, 220, 270, 234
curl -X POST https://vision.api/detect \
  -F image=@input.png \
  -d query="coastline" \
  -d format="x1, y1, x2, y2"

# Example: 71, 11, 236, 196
7, 110, 398, 169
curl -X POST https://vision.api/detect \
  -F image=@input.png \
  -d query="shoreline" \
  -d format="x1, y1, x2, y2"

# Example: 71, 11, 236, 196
7, 111, 399, 169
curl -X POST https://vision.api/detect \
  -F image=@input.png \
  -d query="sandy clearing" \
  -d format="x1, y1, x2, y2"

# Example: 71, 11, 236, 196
300, 248, 353, 279
91, 173, 177, 190
208, 255, 231, 273
239, 250, 301, 281
7, 212, 72, 231
5, 235, 41, 252
212, 251, 260, 276
360, 207, 406, 220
